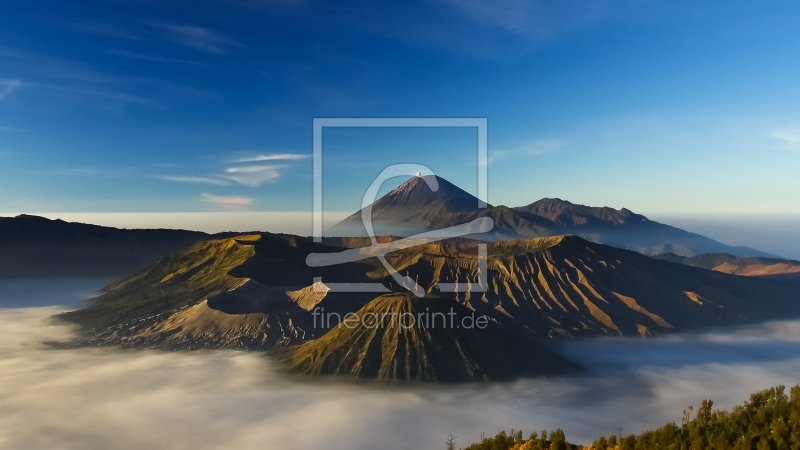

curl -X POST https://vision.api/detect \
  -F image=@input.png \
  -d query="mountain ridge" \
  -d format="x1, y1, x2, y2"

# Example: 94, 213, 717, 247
278, 293, 577, 382
654, 252, 800, 276
0, 214, 210, 277
54, 232, 800, 381
328, 175, 778, 258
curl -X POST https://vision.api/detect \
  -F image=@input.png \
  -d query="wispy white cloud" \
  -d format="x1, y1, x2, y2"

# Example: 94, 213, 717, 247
225, 165, 281, 187
0, 45, 219, 112
33, 167, 100, 176
231, 153, 310, 163
159, 155, 299, 190
159, 175, 231, 186
0, 47, 157, 111
28, 82, 158, 110
64, 22, 144, 40
772, 128, 800, 149
0, 79, 21, 101
320, 0, 630, 60
32, 166, 145, 177
441, 0, 550, 35
440, 0, 629, 43
201, 193, 254, 211
109, 50, 206, 66
148, 22, 242, 54
0, 46, 121, 85
489, 139, 566, 162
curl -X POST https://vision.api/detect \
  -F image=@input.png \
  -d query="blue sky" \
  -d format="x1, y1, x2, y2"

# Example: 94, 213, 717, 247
1, 0, 799, 217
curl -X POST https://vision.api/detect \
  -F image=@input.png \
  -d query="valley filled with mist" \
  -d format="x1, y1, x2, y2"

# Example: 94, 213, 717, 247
4, 278, 800, 449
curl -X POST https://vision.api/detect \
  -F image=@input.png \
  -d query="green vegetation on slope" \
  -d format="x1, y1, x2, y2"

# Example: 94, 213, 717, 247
462, 385, 800, 450
56, 236, 257, 330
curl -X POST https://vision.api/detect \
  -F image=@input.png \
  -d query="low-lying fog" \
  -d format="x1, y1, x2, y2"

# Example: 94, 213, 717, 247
2, 278, 800, 449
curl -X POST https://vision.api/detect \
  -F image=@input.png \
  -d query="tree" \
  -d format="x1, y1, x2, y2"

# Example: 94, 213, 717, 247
538, 429, 548, 449
549, 429, 567, 450
447, 432, 457, 450
593, 435, 608, 450
462, 385, 800, 450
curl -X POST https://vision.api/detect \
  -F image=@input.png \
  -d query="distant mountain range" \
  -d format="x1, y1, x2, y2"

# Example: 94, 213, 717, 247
55, 232, 800, 382
329, 175, 778, 258
0, 215, 210, 277
10, 177, 798, 382
0, 176, 783, 278
653, 252, 800, 285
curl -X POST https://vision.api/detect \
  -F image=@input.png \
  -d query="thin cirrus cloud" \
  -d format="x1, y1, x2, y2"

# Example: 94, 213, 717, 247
224, 165, 281, 187
147, 22, 242, 54
159, 175, 231, 186
0, 79, 21, 101
159, 154, 301, 188
65, 19, 239, 54
439, 0, 610, 37
230, 153, 310, 163
489, 138, 566, 162
772, 129, 800, 149
0, 47, 209, 111
325, 0, 624, 60
64, 22, 145, 40
201, 193, 254, 211
109, 50, 206, 66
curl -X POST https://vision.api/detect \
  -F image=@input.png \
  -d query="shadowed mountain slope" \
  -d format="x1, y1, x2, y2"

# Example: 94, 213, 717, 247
328, 176, 776, 258
279, 293, 577, 382
513, 198, 775, 257
55, 232, 800, 382
327, 175, 514, 239
361, 174, 485, 219
0, 214, 209, 277
56, 235, 259, 333
373, 236, 800, 338
55, 234, 376, 349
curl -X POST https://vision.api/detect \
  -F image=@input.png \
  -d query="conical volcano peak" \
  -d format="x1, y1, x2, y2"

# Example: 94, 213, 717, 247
327, 175, 777, 258
326, 174, 494, 237
381, 174, 487, 210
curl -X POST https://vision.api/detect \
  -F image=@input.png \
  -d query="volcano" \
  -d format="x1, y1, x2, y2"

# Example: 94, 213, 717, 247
328, 175, 777, 258
56, 232, 800, 381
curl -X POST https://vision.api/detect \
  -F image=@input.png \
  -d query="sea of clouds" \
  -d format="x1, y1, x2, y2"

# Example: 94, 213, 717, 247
1, 278, 799, 449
